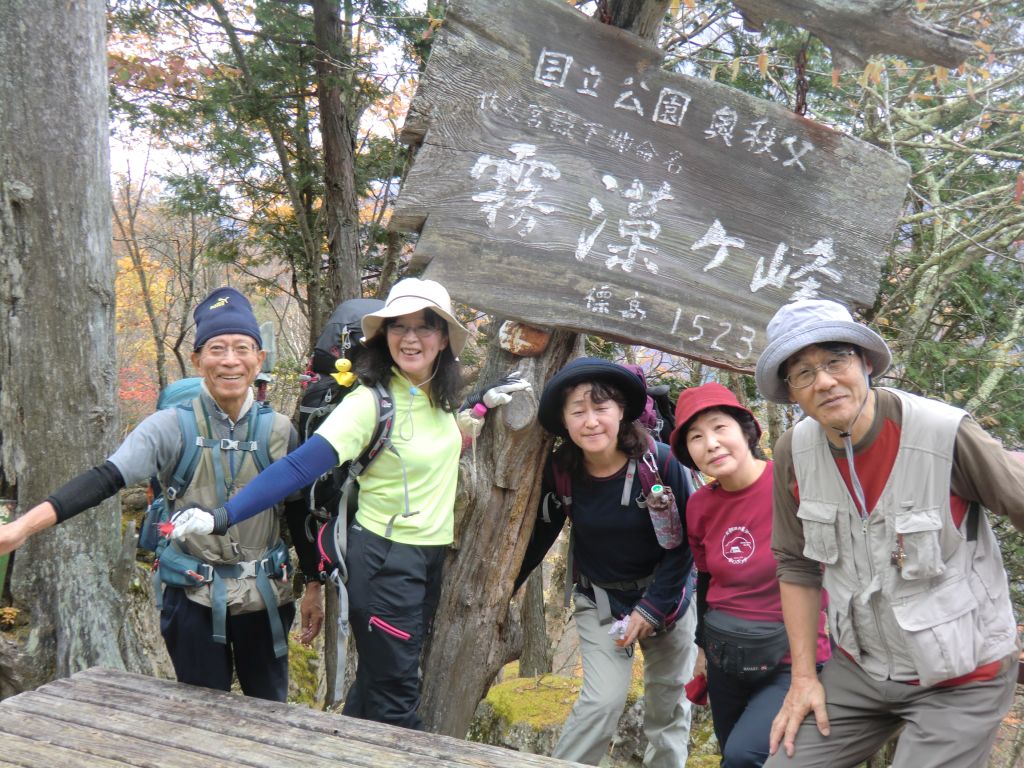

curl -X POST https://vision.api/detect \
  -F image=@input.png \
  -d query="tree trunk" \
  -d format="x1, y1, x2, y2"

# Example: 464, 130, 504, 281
207, 0, 324, 342
313, 0, 362, 309
375, 229, 404, 299
112, 176, 169, 391
0, 0, 156, 694
765, 401, 785, 453
517, 571, 551, 677
598, 0, 672, 39
965, 304, 1023, 414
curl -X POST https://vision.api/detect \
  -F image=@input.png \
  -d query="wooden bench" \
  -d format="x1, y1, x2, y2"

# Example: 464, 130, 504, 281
0, 667, 582, 767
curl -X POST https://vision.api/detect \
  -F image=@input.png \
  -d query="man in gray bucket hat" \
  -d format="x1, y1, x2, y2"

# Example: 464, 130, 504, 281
754, 299, 1024, 768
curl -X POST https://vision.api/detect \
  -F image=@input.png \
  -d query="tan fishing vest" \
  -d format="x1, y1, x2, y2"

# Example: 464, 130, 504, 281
792, 388, 1018, 685
164, 395, 293, 614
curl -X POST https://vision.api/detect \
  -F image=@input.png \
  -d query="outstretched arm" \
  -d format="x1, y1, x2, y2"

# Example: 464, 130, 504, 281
225, 435, 339, 525
168, 436, 340, 538
0, 501, 56, 555
0, 460, 128, 555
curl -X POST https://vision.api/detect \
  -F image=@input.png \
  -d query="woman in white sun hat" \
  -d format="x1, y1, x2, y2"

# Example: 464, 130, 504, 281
167, 277, 529, 729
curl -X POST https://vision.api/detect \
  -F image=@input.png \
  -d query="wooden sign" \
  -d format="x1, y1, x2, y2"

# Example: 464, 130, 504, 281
391, 0, 910, 372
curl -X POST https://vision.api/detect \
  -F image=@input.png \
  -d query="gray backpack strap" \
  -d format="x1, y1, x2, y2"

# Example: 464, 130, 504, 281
327, 567, 350, 696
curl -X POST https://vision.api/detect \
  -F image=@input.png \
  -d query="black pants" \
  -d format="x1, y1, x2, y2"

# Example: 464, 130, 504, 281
707, 663, 793, 768
342, 523, 446, 729
159, 585, 295, 702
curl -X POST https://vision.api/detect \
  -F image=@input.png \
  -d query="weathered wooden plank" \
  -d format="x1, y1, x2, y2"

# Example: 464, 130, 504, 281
0, 704, 238, 768
0, 726, 136, 768
3, 692, 335, 768
44, 669, 585, 767
392, 0, 909, 371
732, 0, 975, 70
36, 677, 486, 768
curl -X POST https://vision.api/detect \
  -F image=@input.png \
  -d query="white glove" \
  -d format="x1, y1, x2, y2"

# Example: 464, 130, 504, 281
457, 408, 487, 439
482, 371, 533, 408
168, 507, 216, 540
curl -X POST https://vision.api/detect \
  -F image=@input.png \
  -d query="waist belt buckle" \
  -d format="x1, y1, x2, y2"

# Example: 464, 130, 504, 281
237, 560, 258, 579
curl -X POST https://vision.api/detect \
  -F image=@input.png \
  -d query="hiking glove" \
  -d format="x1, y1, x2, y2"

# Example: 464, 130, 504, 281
465, 371, 532, 410
168, 505, 229, 539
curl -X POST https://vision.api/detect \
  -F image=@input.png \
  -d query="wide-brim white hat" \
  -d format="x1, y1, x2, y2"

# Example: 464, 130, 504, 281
754, 299, 892, 404
361, 277, 470, 357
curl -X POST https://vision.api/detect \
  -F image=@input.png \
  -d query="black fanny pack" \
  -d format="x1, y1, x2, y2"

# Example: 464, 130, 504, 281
703, 609, 789, 681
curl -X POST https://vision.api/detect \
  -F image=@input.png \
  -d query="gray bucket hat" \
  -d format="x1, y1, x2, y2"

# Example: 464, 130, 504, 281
754, 299, 892, 404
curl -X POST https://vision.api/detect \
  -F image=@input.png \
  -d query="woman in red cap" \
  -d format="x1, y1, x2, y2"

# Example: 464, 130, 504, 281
670, 383, 830, 768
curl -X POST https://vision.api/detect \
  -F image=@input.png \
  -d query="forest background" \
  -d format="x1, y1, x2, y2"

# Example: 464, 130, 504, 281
2, 0, 1022, 765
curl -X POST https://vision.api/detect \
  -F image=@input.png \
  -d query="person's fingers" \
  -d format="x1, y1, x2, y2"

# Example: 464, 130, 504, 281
783, 716, 800, 757
768, 711, 786, 755
813, 699, 832, 738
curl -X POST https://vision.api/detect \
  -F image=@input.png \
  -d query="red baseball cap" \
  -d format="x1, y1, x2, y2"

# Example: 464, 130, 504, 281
669, 382, 761, 469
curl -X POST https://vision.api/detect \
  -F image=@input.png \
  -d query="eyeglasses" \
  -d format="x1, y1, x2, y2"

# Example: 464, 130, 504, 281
785, 350, 857, 389
203, 342, 259, 359
386, 323, 440, 339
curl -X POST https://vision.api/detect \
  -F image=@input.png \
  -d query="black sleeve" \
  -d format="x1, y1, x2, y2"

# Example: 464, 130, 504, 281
694, 569, 710, 648
514, 458, 566, 591
47, 461, 126, 524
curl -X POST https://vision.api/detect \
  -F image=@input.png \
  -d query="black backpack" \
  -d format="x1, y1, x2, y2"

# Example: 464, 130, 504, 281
646, 382, 677, 445
298, 297, 392, 535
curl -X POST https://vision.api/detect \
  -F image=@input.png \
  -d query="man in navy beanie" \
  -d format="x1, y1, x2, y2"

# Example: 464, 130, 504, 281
0, 286, 323, 701
193, 286, 263, 350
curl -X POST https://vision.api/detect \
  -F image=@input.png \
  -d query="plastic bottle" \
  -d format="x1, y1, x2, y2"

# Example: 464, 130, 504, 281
648, 484, 666, 505
464, 402, 488, 439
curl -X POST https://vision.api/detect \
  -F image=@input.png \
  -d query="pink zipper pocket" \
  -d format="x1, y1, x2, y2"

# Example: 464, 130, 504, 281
369, 615, 411, 641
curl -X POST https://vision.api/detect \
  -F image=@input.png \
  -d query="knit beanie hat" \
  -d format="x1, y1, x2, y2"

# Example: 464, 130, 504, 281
193, 286, 262, 350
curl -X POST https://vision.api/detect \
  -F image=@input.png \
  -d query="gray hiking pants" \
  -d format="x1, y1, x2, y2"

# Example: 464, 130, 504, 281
763, 650, 1018, 768
553, 591, 697, 767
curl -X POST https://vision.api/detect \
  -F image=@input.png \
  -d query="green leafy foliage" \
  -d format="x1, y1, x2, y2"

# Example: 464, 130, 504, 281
108, 0, 436, 335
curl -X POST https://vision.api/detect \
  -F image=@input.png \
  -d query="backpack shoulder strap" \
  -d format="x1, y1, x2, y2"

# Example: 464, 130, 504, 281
635, 436, 662, 497
544, 456, 573, 522
248, 402, 276, 473
364, 382, 395, 463
165, 402, 202, 503
329, 383, 401, 547
659, 440, 673, 475
965, 501, 981, 542
338, 383, 396, 506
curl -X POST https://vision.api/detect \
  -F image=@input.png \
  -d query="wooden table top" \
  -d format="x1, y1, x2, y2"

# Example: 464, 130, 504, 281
0, 667, 582, 768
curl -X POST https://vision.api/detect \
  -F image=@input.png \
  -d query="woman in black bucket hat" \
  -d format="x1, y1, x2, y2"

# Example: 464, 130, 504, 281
517, 357, 698, 767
